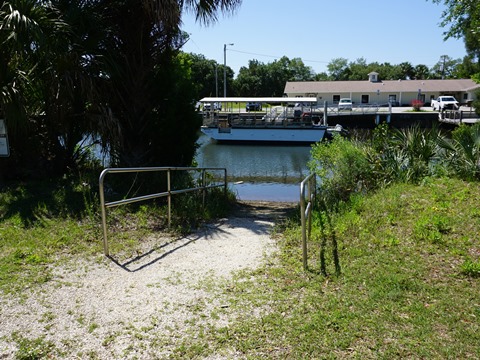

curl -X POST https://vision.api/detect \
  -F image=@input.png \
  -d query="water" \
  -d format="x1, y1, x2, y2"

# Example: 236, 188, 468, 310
195, 134, 313, 202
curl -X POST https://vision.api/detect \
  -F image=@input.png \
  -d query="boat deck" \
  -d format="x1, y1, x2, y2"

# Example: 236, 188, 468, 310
202, 113, 324, 128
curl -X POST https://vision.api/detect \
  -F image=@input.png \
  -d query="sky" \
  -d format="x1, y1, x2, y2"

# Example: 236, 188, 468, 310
180, 0, 467, 77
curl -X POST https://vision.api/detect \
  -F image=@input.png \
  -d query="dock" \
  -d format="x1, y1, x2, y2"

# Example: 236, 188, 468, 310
438, 108, 480, 125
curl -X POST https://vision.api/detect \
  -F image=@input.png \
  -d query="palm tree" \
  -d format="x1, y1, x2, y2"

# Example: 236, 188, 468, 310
0, 0, 48, 131
96, 0, 243, 167
438, 124, 480, 180
390, 125, 442, 182
1, 0, 243, 179
0, 0, 64, 178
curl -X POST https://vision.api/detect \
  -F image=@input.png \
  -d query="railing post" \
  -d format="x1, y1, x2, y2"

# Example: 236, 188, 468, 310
300, 173, 317, 271
99, 169, 110, 256
224, 168, 227, 197
202, 169, 206, 209
167, 169, 171, 228
300, 181, 307, 270
323, 101, 328, 126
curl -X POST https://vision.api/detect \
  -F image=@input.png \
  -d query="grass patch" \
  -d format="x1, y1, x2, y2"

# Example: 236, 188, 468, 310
0, 177, 235, 293
170, 178, 480, 358
11, 333, 59, 359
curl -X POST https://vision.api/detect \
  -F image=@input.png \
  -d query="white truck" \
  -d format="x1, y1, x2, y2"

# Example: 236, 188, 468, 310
431, 96, 459, 111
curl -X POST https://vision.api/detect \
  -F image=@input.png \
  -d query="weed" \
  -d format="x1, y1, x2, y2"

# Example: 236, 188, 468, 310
460, 259, 480, 278
12, 333, 57, 360
88, 323, 99, 333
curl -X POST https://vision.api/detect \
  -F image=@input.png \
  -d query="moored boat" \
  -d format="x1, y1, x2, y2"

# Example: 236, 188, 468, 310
199, 97, 341, 144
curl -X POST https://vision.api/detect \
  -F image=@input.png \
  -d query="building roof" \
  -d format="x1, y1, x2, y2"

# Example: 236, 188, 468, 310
284, 79, 480, 94
199, 97, 317, 103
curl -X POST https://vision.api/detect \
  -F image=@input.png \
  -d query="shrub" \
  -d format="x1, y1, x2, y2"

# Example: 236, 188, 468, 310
309, 135, 374, 207
472, 87, 480, 117
437, 123, 480, 180
389, 125, 442, 182
411, 99, 424, 111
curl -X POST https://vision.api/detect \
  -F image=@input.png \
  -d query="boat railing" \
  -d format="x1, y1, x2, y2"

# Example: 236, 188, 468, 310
203, 112, 321, 128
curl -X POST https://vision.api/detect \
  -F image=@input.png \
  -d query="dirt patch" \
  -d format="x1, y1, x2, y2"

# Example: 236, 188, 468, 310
231, 200, 298, 220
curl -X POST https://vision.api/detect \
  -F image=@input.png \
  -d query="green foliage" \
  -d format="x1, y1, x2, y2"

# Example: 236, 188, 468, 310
461, 259, 480, 278
12, 333, 57, 360
473, 88, 480, 116
0, 1, 242, 180
234, 56, 315, 97
413, 214, 451, 243
309, 135, 374, 206
438, 123, 480, 180
389, 125, 442, 182
431, 0, 480, 59
309, 124, 447, 209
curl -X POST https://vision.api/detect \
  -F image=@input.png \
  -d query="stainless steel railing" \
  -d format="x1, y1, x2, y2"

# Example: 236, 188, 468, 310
99, 166, 227, 256
300, 173, 316, 270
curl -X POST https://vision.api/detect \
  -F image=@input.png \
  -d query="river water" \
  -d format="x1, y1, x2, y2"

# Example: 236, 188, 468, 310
195, 134, 313, 202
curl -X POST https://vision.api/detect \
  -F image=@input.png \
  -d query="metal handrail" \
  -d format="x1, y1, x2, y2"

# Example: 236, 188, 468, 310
441, 109, 479, 123
300, 173, 316, 270
99, 166, 227, 256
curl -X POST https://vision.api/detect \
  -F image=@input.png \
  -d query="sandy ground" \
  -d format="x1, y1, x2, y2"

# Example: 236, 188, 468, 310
0, 201, 296, 359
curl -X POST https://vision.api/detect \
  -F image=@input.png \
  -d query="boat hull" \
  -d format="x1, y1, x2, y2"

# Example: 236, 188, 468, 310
200, 126, 326, 143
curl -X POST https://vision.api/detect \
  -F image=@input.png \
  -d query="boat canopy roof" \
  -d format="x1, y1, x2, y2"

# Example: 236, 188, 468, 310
199, 97, 318, 104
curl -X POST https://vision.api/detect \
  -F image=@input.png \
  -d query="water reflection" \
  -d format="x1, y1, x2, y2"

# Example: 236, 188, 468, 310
195, 134, 312, 202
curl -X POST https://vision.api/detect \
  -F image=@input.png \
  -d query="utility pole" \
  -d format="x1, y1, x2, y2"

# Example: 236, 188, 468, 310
215, 65, 218, 97
441, 55, 447, 80
223, 43, 234, 97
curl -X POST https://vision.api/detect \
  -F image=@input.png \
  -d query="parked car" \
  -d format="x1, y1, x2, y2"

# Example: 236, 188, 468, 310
203, 102, 222, 111
338, 98, 353, 110
246, 102, 262, 112
431, 96, 459, 111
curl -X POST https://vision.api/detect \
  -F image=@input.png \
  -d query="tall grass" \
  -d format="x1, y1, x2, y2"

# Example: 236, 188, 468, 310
309, 123, 478, 209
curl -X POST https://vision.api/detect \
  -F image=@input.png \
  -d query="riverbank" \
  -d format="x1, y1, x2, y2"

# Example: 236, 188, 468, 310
1, 178, 479, 358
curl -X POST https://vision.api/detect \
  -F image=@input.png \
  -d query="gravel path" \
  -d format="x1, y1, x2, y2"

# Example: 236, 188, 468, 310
0, 201, 296, 359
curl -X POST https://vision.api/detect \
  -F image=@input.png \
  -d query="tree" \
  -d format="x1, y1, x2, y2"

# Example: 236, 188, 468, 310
181, 52, 220, 99
1, 0, 243, 179
413, 64, 431, 79
453, 55, 480, 79
399, 62, 415, 80
234, 56, 313, 96
98, 0, 242, 167
327, 57, 349, 80
432, 0, 480, 59
235, 59, 266, 96
288, 57, 315, 81
431, 0, 480, 80
431, 55, 461, 79
347, 58, 369, 80
0, 0, 71, 179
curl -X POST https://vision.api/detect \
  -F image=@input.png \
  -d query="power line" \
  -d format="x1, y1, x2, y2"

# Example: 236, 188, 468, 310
228, 48, 330, 65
